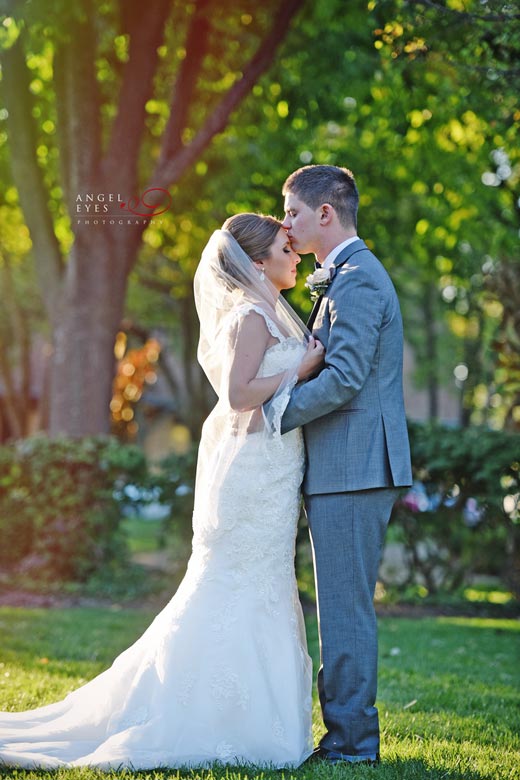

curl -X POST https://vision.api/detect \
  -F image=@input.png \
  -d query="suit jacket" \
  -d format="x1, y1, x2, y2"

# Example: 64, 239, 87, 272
281, 239, 412, 495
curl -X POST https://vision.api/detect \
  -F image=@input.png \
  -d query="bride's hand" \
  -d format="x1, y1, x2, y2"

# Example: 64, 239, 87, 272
297, 337, 325, 380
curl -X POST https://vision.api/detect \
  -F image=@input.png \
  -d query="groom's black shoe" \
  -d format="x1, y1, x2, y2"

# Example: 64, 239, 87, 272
307, 746, 380, 765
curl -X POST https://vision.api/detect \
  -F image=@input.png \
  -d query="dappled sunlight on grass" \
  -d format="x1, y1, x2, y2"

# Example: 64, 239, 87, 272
0, 610, 518, 779
463, 588, 514, 605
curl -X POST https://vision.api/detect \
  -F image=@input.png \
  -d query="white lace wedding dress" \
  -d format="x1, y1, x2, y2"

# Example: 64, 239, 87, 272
0, 331, 313, 770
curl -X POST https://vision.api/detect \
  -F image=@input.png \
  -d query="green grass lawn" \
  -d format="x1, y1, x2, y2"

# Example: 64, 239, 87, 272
122, 517, 165, 555
0, 606, 518, 780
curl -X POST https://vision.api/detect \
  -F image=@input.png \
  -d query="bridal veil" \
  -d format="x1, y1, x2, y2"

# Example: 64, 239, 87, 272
192, 227, 308, 535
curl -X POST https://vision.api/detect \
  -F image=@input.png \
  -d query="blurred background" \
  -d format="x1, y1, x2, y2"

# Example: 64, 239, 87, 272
0, 0, 518, 611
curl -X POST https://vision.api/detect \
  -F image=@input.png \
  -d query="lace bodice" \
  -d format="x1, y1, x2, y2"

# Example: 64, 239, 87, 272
192, 333, 306, 569
257, 336, 305, 377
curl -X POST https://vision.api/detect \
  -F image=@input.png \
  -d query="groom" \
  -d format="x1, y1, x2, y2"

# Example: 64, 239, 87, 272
280, 165, 412, 764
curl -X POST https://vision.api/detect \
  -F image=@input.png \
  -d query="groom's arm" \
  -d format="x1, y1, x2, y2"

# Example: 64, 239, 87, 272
281, 265, 383, 433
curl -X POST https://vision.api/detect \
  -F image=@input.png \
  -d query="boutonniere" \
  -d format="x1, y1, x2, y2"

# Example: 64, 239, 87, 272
305, 266, 335, 301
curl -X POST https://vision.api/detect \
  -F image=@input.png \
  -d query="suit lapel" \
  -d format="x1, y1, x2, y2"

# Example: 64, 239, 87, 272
306, 241, 368, 330
306, 295, 324, 330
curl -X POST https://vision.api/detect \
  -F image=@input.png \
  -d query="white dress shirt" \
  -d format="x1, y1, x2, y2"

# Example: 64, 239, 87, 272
321, 235, 359, 270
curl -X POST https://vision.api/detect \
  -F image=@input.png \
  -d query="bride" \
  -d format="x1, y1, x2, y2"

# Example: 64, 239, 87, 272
0, 213, 324, 770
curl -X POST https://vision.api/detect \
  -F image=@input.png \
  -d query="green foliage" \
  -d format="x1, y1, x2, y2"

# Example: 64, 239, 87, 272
408, 421, 519, 507
0, 435, 148, 582
152, 447, 198, 547
391, 421, 520, 596
2, 0, 519, 434
114, 446, 198, 552
129, 0, 520, 430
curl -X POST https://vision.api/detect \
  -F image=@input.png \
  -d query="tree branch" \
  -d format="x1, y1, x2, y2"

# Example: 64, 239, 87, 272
54, 0, 103, 206
1, 35, 64, 323
0, 336, 24, 439
0, 255, 28, 437
152, 0, 305, 189
53, 46, 72, 209
102, 0, 171, 190
161, 0, 213, 162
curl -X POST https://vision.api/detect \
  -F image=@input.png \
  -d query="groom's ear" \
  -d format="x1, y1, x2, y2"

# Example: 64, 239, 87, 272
319, 203, 334, 225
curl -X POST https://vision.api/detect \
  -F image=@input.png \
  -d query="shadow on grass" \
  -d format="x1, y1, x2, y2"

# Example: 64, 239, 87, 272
0, 758, 499, 780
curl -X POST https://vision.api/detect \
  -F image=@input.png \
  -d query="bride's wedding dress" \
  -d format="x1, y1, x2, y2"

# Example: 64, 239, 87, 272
0, 321, 313, 770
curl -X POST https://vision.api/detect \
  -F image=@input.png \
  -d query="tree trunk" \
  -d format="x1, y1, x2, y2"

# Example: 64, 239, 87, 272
0, 256, 33, 438
49, 226, 133, 436
3, 0, 305, 437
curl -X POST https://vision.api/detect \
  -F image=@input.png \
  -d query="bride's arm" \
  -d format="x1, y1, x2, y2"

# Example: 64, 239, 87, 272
227, 312, 285, 412
228, 312, 324, 412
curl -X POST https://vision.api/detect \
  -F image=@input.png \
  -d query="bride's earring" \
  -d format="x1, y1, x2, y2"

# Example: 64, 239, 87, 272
260, 266, 265, 282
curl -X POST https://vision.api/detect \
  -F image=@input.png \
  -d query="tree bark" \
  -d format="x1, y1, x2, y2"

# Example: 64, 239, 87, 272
0, 257, 32, 438
0, 340, 24, 439
49, 228, 129, 435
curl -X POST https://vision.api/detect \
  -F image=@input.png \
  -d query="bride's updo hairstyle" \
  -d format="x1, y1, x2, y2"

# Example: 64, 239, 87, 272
223, 213, 281, 261
195, 212, 308, 414
217, 213, 281, 288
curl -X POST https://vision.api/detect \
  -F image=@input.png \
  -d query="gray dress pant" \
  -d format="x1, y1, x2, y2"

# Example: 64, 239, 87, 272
305, 487, 399, 758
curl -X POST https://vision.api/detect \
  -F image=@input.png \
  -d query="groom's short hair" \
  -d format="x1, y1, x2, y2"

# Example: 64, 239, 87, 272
283, 165, 359, 230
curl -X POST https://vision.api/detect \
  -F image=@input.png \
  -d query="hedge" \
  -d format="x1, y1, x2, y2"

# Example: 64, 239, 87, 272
0, 435, 147, 583
390, 422, 519, 597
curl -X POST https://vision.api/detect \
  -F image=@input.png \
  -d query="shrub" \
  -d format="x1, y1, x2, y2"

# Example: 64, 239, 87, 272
113, 447, 198, 550
152, 447, 198, 549
390, 422, 520, 597
0, 435, 148, 583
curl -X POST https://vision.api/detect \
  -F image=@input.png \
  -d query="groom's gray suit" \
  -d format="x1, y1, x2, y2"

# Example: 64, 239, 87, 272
281, 239, 412, 759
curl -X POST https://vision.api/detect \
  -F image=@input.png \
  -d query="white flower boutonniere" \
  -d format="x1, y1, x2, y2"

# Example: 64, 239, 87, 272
305, 266, 334, 301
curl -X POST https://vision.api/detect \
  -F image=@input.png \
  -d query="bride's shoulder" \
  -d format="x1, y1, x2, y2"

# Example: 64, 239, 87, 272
232, 304, 282, 341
